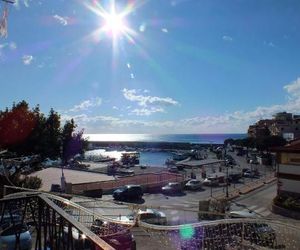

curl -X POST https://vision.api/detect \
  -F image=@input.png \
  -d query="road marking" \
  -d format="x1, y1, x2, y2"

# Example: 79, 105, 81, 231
254, 207, 271, 217
255, 207, 267, 213
248, 205, 257, 211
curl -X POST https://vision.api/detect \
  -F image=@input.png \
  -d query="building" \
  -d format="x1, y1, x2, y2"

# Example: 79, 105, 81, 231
272, 139, 300, 198
248, 112, 300, 140
248, 119, 272, 138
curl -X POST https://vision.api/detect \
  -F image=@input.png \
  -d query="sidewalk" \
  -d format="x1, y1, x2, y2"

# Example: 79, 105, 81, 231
214, 176, 277, 200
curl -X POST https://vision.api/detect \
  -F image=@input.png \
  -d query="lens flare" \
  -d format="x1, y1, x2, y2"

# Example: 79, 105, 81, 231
84, 0, 137, 46
179, 224, 194, 239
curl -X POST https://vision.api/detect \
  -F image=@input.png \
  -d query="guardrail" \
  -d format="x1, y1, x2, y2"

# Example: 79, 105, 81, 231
0, 193, 115, 250
69, 171, 184, 195
2, 186, 300, 250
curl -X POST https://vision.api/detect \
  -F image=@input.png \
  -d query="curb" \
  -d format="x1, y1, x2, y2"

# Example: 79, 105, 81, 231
264, 177, 277, 184
215, 191, 240, 201
272, 203, 300, 220
213, 178, 276, 201
239, 182, 264, 195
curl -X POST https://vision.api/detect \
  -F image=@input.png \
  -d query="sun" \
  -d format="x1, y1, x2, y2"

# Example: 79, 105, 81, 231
103, 11, 126, 38
84, 0, 136, 43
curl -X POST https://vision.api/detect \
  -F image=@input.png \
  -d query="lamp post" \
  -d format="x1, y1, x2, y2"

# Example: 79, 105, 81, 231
224, 148, 229, 198
226, 162, 229, 198
250, 162, 253, 182
60, 145, 66, 192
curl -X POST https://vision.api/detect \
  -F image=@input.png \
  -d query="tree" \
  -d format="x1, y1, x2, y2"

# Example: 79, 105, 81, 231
1, 101, 87, 163
224, 138, 235, 146
256, 136, 286, 151
43, 109, 61, 158
61, 119, 87, 164
16, 176, 42, 190
61, 119, 75, 163
0, 100, 37, 151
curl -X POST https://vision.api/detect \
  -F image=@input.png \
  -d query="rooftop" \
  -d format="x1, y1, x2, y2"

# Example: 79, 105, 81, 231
29, 167, 115, 191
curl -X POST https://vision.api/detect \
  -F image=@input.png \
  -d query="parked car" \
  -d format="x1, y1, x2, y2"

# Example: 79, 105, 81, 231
0, 214, 22, 230
243, 170, 259, 178
119, 168, 135, 176
65, 221, 136, 250
228, 172, 242, 182
121, 209, 167, 225
168, 166, 179, 173
203, 177, 219, 186
113, 185, 143, 201
0, 224, 32, 250
229, 210, 258, 218
185, 179, 202, 190
162, 182, 182, 194
243, 171, 256, 178
226, 158, 236, 165
242, 168, 250, 173
250, 158, 259, 165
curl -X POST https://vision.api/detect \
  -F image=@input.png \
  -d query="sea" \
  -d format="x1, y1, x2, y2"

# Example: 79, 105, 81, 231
84, 134, 246, 167
84, 133, 246, 144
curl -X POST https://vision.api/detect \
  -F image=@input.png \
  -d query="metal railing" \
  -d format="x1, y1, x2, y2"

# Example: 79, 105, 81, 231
2, 185, 300, 250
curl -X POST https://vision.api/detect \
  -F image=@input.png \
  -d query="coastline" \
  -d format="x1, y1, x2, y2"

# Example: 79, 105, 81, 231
87, 141, 224, 150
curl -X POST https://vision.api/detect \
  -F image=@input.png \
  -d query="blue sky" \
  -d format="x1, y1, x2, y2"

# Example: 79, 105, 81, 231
1, 0, 300, 133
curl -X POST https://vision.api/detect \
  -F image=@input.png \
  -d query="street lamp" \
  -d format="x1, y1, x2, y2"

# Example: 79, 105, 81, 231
224, 147, 229, 198
250, 162, 253, 182
226, 162, 229, 198
60, 145, 66, 192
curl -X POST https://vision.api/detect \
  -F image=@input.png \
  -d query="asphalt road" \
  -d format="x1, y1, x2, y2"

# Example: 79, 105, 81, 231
74, 151, 277, 224
73, 151, 300, 250
230, 182, 276, 217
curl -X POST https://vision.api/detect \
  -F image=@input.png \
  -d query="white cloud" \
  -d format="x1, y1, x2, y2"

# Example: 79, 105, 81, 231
0, 42, 17, 50
139, 23, 146, 32
264, 41, 276, 47
131, 107, 165, 116
283, 78, 300, 99
69, 97, 102, 112
122, 88, 179, 107
24, 0, 29, 7
112, 106, 119, 110
62, 113, 175, 132
122, 89, 178, 116
53, 15, 68, 26
222, 35, 233, 42
9, 42, 17, 50
130, 73, 135, 79
14, 0, 30, 9
179, 78, 300, 133
127, 63, 131, 69
63, 78, 300, 133
22, 55, 33, 65
162, 28, 168, 33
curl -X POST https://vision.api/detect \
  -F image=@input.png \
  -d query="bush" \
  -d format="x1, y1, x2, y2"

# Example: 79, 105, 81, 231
18, 176, 42, 190
274, 195, 300, 212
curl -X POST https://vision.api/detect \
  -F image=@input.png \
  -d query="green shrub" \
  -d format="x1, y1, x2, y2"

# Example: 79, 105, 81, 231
18, 176, 42, 190
274, 195, 300, 212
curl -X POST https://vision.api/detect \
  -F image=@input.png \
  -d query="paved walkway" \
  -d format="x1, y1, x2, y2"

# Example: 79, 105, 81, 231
29, 167, 115, 191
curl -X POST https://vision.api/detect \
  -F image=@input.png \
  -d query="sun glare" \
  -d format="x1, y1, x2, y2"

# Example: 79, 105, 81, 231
84, 0, 137, 44
103, 12, 126, 37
